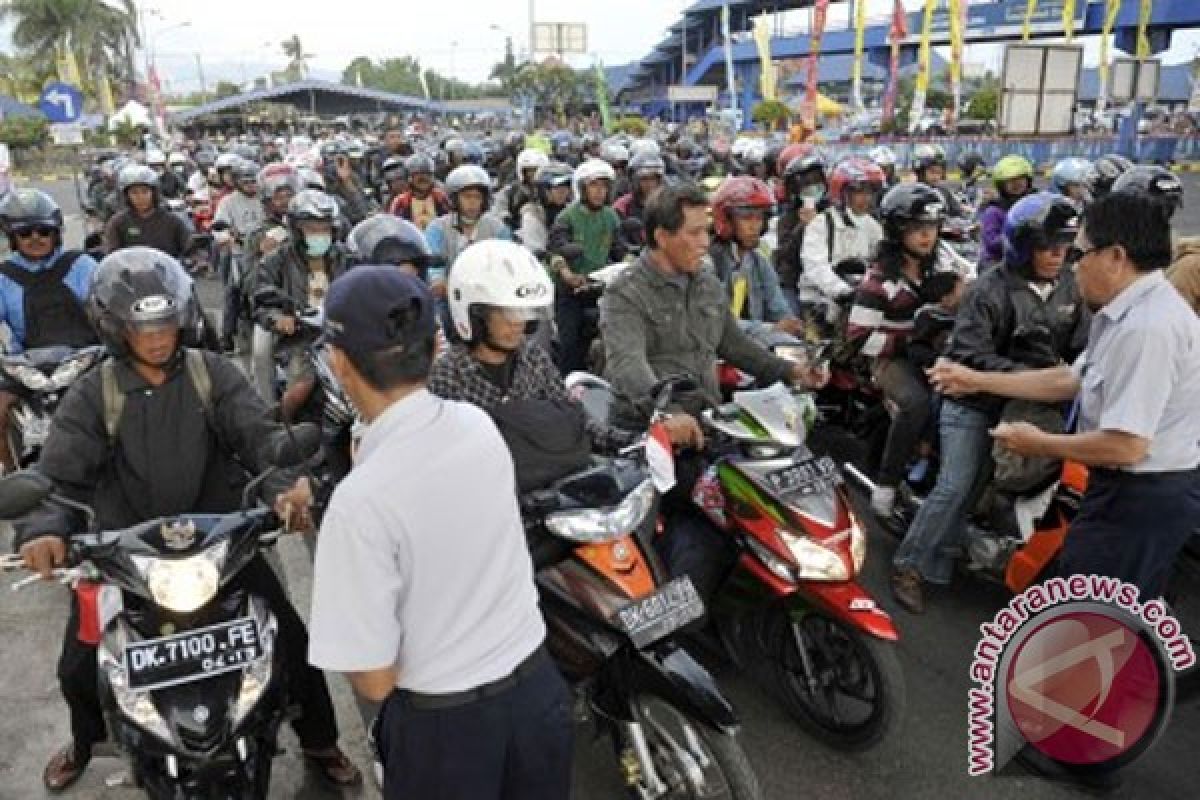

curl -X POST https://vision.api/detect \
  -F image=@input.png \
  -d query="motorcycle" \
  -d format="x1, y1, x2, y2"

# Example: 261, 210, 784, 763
0, 425, 322, 798
0, 345, 105, 467
523, 381, 761, 798
568, 373, 905, 750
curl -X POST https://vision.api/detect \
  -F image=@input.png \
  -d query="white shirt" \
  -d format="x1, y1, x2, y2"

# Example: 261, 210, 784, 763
213, 191, 266, 240
1074, 270, 1200, 472
308, 389, 545, 693
798, 207, 883, 306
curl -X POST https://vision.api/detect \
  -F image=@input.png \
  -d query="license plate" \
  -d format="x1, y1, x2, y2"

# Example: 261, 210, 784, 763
611, 576, 705, 649
764, 456, 840, 499
125, 618, 264, 692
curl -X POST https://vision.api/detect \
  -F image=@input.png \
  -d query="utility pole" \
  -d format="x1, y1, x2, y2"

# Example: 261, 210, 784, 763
195, 53, 207, 102
529, 0, 537, 64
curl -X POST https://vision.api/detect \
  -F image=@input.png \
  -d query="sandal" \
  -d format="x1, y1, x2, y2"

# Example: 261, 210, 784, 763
303, 746, 363, 788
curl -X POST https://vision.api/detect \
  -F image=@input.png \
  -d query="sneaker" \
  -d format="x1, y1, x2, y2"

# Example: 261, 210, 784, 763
871, 485, 897, 517
891, 567, 926, 614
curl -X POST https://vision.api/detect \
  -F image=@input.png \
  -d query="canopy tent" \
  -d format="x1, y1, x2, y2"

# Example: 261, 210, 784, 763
109, 100, 153, 130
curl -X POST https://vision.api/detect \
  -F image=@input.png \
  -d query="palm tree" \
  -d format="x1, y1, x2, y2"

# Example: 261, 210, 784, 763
281, 34, 313, 81
0, 0, 139, 88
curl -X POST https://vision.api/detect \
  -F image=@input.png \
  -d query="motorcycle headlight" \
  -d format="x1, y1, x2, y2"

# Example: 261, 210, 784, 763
746, 536, 796, 583
779, 529, 849, 581
3, 363, 50, 391
132, 540, 227, 613
99, 631, 174, 745
544, 479, 655, 544
51, 352, 101, 390
232, 597, 278, 728
849, 513, 867, 573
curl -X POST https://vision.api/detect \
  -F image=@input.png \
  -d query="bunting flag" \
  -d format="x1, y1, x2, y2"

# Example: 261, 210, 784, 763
1022, 0, 1038, 41
882, 0, 907, 124
1137, 0, 1152, 59
802, 0, 830, 130
1096, 0, 1121, 115
419, 69, 432, 101
722, 2, 738, 112
752, 14, 776, 102
593, 61, 613, 133
852, 0, 867, 112
909, 0, 936, 133
948, 0, 966, 128
1062, 0, 1077, 43
56, 42, 84, 87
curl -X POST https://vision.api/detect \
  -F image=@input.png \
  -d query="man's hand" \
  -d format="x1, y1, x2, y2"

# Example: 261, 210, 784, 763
927, 358, 980, 397
990, 422, 1046, 457
19, 535, 66, 580
430, 279, 447, 299
274, 477, 314, 533
560, 267, 587, 290
774, 317, 804, 336
275, 316, 297, 336
790, 362, 830, 389
335, 155, 354, 182
662, 413, 705, 450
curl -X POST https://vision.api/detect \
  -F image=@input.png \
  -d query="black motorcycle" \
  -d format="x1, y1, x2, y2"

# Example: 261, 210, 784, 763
0, 425, 321, 798
0, 345, 105, 467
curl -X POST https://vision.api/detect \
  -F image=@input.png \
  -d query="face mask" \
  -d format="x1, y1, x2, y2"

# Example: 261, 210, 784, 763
305, 234, 333, 258
800, 185, 824, 201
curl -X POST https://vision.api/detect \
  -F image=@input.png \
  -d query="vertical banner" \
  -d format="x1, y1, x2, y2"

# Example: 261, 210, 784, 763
1137, 0, 1152, 60
852, 0, 867, 112
948, 0, 966, 128
1062, 0, 1077, 43
97, 70, 116, 116
752, 14, 776, 103
56, 43, 83, 87
802, 0, 831, 131
148, 65, 167, 136
882, 0, 907, 124
593, 61, 613, 133
909, 0, 936, 133
722, 2, 739, 112
1096, 0, 1121, 115
1022, 0, 1038, 41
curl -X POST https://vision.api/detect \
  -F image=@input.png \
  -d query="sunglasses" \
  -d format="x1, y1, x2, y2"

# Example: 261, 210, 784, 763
1066, 244, 1106, 265
12, 225, 58, 239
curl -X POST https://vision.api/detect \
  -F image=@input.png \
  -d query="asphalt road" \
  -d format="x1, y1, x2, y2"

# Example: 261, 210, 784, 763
0, 175, 1197, 799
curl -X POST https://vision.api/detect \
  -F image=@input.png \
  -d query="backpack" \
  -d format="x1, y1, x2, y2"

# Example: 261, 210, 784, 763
0, 251, 97, 350
488, 397, 592, 492
100, 348, 213, 446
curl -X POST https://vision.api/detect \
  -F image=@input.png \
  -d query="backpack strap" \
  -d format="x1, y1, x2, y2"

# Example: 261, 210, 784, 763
100, 349, 213, 447
825, 209, 836, 264
183, 348, 213, 416
0, 250, 82, 287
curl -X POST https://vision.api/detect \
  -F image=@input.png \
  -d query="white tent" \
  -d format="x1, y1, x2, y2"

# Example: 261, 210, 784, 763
108, 100, 152, 131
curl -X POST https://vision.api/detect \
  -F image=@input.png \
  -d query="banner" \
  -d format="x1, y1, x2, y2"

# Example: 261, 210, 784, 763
1022, 0, 1038, 41
1096, 0, 1121, 115
909, 0, 936, 133
97, 70, 116, 116
948, 0, 966, 128
56, 43, 83, 88
1137, 0, 1152, 60
418, 69, 432, 101
752, 14, 776, 102
882, 0, 907, 124
593, 61, 613, 133
802, 0, 830, 130
722, 2, 738, 112
1062, 0, 1076, 43
852, 0, 867, 112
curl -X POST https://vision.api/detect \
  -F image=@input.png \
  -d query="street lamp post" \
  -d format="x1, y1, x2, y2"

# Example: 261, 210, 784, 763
449, 41, 459, 102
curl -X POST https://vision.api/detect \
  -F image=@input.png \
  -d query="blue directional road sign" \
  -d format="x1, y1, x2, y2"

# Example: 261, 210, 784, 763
38, 82, 85, 124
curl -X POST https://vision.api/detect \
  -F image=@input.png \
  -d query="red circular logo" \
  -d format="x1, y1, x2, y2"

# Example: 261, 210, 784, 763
1005, 610, 1166, 767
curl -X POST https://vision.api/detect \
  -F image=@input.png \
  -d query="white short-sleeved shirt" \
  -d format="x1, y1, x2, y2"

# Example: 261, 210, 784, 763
1074, 270, 1200, 473
308, 389, 545, 693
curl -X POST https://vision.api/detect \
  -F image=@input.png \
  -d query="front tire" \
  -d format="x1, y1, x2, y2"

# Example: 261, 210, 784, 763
763, 608, 905, 750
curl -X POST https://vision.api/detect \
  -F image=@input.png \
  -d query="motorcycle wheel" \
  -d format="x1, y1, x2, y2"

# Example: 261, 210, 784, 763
619, 693, 762, 800
763, 607, 905, 750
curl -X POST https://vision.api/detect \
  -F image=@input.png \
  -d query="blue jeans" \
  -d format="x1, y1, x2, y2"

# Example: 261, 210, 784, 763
893, 400, 993, 584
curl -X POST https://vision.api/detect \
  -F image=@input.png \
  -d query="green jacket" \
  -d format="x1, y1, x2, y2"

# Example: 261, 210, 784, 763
548, 202, 624, 275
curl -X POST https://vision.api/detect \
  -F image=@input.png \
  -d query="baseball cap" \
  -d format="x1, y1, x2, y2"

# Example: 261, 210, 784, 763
321, 265, 437, 357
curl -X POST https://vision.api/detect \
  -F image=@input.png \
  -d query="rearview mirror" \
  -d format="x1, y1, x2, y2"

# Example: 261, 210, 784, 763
0, 471, 55, 519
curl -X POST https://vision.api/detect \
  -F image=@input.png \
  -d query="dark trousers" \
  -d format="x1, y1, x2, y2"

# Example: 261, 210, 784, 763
554, 291, 597, 376
218, 250, 242, 340
872, 358, 932, 486
59, 554, 339, 756
1057, 468, 1200, 601
375, 649, 573, 800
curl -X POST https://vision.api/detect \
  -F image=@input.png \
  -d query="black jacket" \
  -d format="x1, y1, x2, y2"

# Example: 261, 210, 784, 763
944, 264, 1090, 415
14, 350, 290, 548
253, 245, 348, 329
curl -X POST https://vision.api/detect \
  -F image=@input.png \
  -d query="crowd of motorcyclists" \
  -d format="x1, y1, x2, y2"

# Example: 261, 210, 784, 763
1, 112, 1198, 798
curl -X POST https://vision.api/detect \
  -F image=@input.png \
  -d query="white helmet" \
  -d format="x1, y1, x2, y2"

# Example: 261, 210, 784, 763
516, 148, 550, 173
602, 143, 630, 165
145, 149, 167, 167
214, 153, 240, 171
448, 240, 554, 343
167, 152, 188, 167
629, 138, 660, 159
445, 165, 493, 213
869, 145, 897, 168
573, 158, 616, 200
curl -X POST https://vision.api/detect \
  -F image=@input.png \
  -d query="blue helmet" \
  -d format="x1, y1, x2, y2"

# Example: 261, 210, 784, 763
1051, 157, 1092, 195
462, 141, 485, 166
1003, 192, 1080, 272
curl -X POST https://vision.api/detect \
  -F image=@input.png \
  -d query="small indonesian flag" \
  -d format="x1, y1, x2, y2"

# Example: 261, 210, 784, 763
646, 422, 676, 493
75, 581, 122, 646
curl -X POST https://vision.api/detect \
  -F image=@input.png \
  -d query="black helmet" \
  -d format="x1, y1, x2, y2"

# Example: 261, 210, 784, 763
958, 151, 986, 177
405, 153, 436, 176
381, 155, 408, 180
534, 162, 574, 207
0, 189, 64, 246
880, 183, 947, 241
1086, 154, 1134, 199
1003, 192, 1081, 272
87, 247, 199, 355
1111, 165, 1184, 220
347, 214, 432, 271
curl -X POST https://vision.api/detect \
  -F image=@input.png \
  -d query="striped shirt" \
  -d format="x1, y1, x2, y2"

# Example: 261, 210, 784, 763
846, 264, 925, 359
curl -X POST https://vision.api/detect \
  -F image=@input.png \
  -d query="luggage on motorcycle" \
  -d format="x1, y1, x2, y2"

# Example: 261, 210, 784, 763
488, 397, 592, 492
101, 348, 213, 444
0, 251, 98, 349
991, 398, 1064, 493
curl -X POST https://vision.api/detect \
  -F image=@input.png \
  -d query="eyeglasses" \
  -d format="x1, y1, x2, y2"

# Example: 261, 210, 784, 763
12, 225, 58, 239
1066, 244, 1106, 265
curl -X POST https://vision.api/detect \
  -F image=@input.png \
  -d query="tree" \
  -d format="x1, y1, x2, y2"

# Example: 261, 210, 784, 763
509, 62, 587, 118
0, 52, 53, 102
752, 99, 791, 131
281, 34, 313, 81
613, 116, 649, 136
489, 37, 519, 94
965, 85, 998, 121
213, 80, 243, 100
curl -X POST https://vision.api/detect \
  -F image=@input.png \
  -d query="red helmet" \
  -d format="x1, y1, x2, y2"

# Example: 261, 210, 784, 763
777, 143, 814, 176
828, 157, 886, 207
711, 176, 775, 240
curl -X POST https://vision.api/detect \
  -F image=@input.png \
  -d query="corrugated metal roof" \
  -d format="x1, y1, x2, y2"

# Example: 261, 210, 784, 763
0, 95, 43, 119
171, 79, 430, 123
